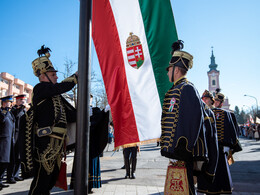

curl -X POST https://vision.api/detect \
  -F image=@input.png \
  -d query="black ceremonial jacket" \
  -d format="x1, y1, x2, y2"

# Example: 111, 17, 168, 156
201, 102, 219, 176
160, 77, 205, 162
212, 108, 242, 153
33, 74, 77, 131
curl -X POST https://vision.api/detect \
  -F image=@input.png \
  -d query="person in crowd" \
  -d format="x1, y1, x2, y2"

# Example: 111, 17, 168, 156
123, 146, 138, 179
204, 89, 242, 194
248, 125, 254, 139
197, 90, 219, 194
10, 94, 27, 181
70, 95, 109, 194
106, 122, 114, 152
160, 40, 209, 195
27, 45, 78, 195
255, 124, 260, 141
108, 122, 114, 144
0, 95, 16, 190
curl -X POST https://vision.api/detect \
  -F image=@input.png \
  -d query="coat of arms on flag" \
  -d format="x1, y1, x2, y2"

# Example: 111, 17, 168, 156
126, 32, 144, 69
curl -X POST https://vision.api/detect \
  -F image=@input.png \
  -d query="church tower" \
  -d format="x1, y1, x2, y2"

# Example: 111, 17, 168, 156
207, 48, 230, 110
207, 48, 220, 96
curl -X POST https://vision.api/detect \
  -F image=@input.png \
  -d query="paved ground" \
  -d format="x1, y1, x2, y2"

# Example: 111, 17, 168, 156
1, 137, 260, 195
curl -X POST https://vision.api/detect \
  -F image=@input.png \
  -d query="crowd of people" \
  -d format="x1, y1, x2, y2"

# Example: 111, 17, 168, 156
0, 94, 28, 191
240, 124, 260, 141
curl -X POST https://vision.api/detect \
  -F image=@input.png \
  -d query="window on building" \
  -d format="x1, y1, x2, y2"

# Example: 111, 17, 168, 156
212, 80, 216, 86
13, 84, 20, 90
1, 79, 8, 85
1, 90, 7, 97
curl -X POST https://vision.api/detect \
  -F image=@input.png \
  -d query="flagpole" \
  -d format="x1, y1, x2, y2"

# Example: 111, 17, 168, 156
75, 0, 92, 194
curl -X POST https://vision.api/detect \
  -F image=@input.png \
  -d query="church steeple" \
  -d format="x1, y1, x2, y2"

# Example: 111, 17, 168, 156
209, 47, 218, 71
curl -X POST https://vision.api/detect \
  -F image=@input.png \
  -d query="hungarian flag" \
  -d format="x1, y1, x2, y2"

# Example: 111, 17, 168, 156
92, 0, 178, 148
249, 114, 254, 124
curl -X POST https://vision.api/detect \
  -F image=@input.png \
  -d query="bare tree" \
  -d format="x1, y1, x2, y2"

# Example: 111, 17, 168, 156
60, 57, 78, 107
90, 71, 108, 109
61, 57, 108, 109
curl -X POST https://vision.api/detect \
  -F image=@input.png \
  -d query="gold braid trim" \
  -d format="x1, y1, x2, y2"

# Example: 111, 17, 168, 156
161, 136, 192, 153
25, 110, 34, 171
214, 110, 225, 142
204, 116, 211, 121
36, 135, 65, 175
205, 171, 215, 177
192, 137, 205, 156
169, 160, 186, 167
32, 96, 67, 174
161, 80, 187, 150
52, 96, 67, 126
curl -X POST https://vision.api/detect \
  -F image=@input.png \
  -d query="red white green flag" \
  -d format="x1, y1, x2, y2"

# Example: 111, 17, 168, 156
92, 0, 178, 148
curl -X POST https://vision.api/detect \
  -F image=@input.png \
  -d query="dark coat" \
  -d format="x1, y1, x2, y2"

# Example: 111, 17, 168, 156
196, 103, 219, 189
0, 107, 15, 163
201, 102, 219, 176
197, 108, 242, 194
11, 105, 26, 160
33, 78, 77, 129
160, 77, 205, 162
22, 74, 77, 177
212, 108, 242, 153
89, 107, 109, 159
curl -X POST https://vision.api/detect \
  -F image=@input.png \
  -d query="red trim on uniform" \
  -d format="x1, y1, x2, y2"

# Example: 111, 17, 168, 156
92, 0, 140, 147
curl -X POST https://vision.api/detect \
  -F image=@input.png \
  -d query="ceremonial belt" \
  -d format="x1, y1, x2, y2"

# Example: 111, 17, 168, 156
52, 127, 67, 134
50, 127, 67, 140
35, 126, 67, 140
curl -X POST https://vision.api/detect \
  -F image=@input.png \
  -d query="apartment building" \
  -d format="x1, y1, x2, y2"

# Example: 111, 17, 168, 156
0, 72, 33, 105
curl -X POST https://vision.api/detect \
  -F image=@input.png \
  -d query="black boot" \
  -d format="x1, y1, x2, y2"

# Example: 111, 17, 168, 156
130, 157, 137, 179
124, 158, 130, 179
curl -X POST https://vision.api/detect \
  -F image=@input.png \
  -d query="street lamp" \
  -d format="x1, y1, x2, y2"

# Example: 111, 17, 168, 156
244, 94, 258, 113
244, 94, 259, 123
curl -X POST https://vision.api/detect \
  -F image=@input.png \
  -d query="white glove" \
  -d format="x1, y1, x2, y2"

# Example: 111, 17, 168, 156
169, 159, 178, 163
105, 104, 110, 112
223, 146, 230, 154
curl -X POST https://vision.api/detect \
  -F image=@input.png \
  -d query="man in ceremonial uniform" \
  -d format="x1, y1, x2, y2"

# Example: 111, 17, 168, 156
160, 40, 208, 195
197, 90, 219, 193
28, 46, 78, 195
10, 94, 27, 181
0, 95, 16, 190
202, 89, 242, 194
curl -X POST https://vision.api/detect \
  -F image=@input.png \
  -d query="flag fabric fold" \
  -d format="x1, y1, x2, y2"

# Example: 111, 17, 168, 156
92, 0, 178, 148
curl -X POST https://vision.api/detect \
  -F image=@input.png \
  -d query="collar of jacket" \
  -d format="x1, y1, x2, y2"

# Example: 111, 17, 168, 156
174, 76, 187, 87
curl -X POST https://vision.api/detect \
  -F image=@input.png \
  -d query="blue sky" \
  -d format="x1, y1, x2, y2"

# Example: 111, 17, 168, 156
0, 0, 259, 111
